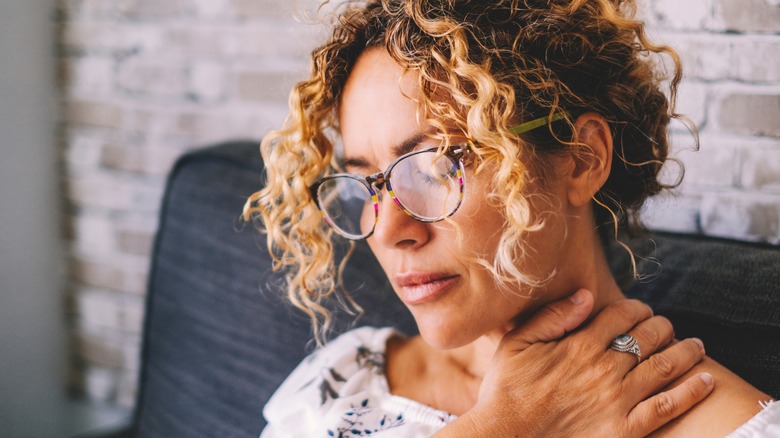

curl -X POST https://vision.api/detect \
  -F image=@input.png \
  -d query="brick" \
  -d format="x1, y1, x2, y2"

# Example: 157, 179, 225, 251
71, 214, 116, 254
711, 0, 780, 33
66, 100, 124, 129
233, 0, 292, 19
676, 138, 737, 188
116, 227, 155, 256
162, 23, 320, 60
67, 173, 133, 210
173, 109, 272, 143
73, 258, 126, 293
117, 57, 189, 99
131, 181, 166, 213
116, 0, 191, 20
657, 32, 732, 82
731, 38, 780, 82
716, 93, 780, 137
117, 373, 138, 408
122, 263, 150, 296
235, 70, 300, 102
76, 333, 126, 369
120, 299, 145, 335
76, 289, 145, 334
165, 26, 227, 56
700, 193, 780, 243
101, 144, 183, 175
82, 366, 121, 402
64, 132, 104, 170
125, 107, 178, 137
57, 0, 119, 19
740, 144, 780, 190
188, 61, 227, 103
77, 289, 124, 331
641, 193, 701, 234
674, 80, 708, 127
72, 254, 149, 295
61, 56, 115, 96
651, 0, 713, 30
61, 22, 162, 54
192, 0, 236, 19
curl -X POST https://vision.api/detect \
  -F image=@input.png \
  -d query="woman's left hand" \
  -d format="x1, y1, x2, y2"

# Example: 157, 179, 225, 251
434, 289, 712, 437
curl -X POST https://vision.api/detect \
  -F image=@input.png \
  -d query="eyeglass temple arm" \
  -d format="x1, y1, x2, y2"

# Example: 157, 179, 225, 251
510, 111, 569, 135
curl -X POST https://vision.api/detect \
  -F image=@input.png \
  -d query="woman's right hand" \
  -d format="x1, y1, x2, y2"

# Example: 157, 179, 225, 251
434, 289, 713, 437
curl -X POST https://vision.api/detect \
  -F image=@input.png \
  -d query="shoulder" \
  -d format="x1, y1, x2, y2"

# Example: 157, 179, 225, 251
651, 357, 774, 437
262, 326, 400, 434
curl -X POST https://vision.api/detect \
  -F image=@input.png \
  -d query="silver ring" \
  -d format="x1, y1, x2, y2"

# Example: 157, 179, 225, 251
610, 333, 641, 362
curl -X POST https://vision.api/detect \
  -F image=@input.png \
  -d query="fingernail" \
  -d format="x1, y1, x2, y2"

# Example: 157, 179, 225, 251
570, 289, 586, 304
699, 372, 713, 387
691, 337, 705, 352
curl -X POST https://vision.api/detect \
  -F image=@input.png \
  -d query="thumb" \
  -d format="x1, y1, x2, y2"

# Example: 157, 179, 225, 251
503, 288, 594, 350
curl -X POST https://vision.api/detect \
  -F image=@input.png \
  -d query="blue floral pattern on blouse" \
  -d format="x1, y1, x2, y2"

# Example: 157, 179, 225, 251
326, 399, 405, 437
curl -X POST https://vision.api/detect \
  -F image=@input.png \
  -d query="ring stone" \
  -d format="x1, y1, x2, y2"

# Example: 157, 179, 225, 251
610, 333, 641, 362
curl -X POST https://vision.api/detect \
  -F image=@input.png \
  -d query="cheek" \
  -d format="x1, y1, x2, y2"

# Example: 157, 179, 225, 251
454, 172, 568, 287
450, 176, 506, 260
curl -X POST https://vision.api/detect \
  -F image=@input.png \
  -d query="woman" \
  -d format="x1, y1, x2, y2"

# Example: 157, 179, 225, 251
246, 0, 777, 436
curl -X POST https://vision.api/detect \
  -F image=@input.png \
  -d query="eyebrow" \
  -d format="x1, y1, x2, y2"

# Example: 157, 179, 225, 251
342, 131, 428, 170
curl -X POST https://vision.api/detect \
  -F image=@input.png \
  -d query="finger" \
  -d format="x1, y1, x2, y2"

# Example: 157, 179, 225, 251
502, 288, 594, 351
625, 338, 707, 403
608, 315, 675, 367
579, 299, 654, 344
626, 372, 714, 437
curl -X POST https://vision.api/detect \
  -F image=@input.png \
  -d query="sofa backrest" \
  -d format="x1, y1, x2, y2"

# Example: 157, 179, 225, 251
132, 141, 779, 437
133, 141, 416, 437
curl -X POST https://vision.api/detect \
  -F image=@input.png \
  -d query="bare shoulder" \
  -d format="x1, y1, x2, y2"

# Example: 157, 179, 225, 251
651, 356, 772, 437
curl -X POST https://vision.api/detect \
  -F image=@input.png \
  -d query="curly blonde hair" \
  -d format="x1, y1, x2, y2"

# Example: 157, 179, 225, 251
244, 0, 687, 343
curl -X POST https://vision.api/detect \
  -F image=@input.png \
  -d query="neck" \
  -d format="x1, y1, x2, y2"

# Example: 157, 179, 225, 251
448, 223, 626, 380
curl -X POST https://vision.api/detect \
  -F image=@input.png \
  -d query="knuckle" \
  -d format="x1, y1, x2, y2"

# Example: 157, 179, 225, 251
611, 299, 652, 323
684, 379, 701, 401
634, 324, 659, 350
657, 315, 673, 333
680, 338, 705, 358
654, 393, 678, 418
611, 299, 639, 321
648, 353, 676, 379
594, 355, 621, 377
540, 301, 567, 321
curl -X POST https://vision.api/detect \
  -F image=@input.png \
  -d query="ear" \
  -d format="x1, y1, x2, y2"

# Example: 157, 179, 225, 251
566, 112, 613, 207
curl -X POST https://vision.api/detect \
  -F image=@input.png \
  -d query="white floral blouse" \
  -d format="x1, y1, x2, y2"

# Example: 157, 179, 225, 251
260, 326, 779, 437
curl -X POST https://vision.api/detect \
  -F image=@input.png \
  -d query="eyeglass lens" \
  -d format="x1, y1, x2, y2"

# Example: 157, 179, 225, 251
316, 150, 462, 239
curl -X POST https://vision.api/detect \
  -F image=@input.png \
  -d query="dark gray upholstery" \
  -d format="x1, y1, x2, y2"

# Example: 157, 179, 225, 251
126, 141, 779, 437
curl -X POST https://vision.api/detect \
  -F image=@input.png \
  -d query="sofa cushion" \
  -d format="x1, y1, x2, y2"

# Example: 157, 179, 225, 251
133, 141, 415, 437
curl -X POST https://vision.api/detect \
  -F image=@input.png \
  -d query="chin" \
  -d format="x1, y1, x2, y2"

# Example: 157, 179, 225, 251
414, 316, 483, 350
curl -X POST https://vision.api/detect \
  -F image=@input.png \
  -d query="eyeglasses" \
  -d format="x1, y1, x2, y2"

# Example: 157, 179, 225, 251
310, 112, 567, 240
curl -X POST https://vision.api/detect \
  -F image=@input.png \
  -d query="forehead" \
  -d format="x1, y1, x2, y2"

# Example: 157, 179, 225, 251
338, 49, 426, 164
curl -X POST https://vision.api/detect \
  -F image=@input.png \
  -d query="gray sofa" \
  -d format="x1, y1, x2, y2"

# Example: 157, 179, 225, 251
115, 141, 779, 437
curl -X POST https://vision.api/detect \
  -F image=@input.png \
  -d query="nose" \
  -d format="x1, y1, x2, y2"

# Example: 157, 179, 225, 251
370, 190, 431, 249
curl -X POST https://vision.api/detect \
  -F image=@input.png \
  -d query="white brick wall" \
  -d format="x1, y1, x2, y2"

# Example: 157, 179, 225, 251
57, 0, 323, 406
640, 0, 780, 244
56, 0, 780, 408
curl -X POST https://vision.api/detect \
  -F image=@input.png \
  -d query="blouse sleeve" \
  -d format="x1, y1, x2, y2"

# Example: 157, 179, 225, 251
725, 400, 780, 438
259, 327, 397, 437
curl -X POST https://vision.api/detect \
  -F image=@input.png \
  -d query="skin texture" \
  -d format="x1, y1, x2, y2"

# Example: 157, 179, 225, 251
339, 48, 771, 437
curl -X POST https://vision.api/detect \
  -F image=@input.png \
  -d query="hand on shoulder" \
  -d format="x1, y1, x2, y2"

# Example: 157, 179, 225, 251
650, 355, 772, 437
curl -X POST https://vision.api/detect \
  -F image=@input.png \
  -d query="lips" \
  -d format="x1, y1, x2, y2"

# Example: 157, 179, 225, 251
394, 272, 459, 305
